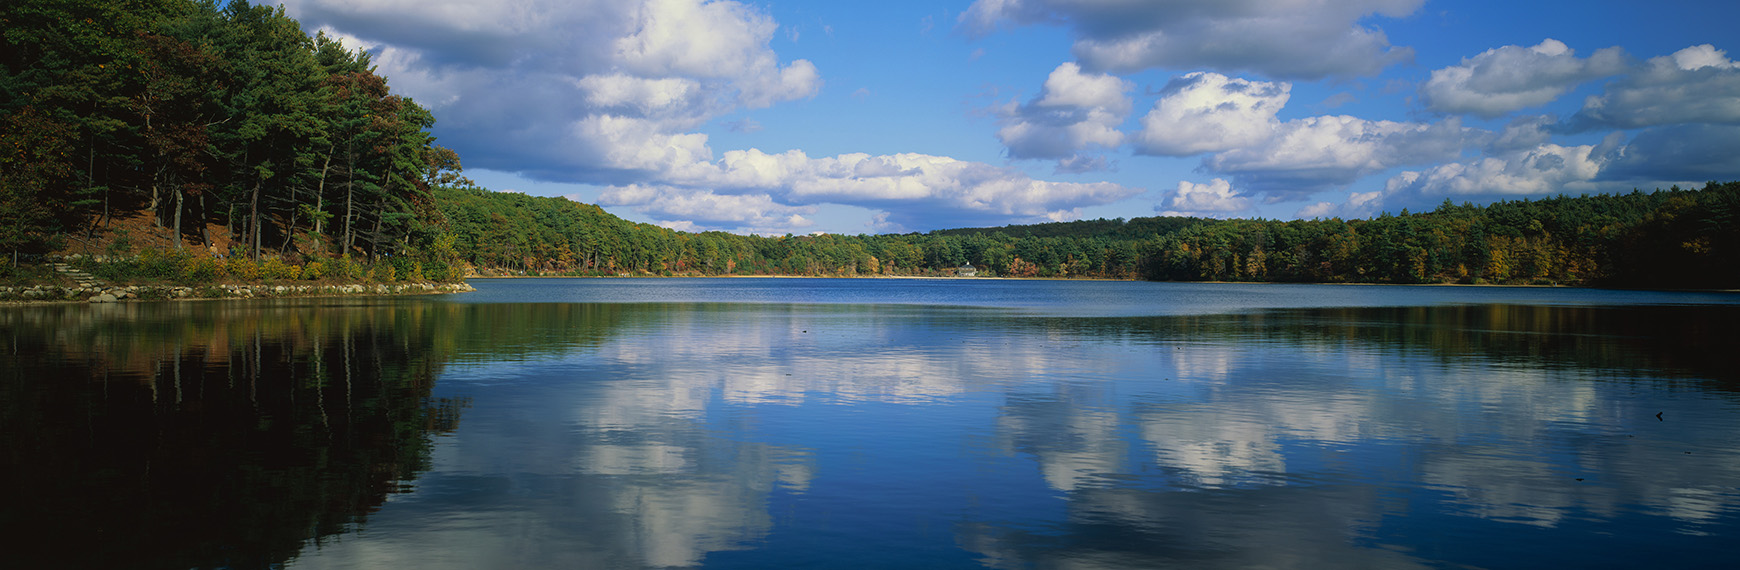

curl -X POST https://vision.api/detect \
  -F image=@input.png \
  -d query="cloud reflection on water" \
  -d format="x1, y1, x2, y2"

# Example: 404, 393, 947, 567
290, 301, 1740, 568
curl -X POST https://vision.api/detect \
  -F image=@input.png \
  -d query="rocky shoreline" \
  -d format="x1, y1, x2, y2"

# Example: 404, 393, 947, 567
0, 281, 476, 304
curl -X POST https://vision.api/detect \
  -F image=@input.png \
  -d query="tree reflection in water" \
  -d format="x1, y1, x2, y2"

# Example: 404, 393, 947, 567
0, 301, 469, 570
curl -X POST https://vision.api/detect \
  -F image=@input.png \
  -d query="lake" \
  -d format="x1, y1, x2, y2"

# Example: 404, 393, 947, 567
4, 278, 1739, 569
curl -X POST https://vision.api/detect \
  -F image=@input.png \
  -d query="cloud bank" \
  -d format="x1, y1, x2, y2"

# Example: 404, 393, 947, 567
1564, 44, 1740, 131
959, 0, 1425, 79
289, 0, 1740, 229
1420, 39, 1627, 119
282, 0, 1138, 233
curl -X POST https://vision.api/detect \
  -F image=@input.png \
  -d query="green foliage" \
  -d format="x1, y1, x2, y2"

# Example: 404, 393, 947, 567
1129, 183, 1740, 287
2, 0, 458, 264
181, 255, 219, 283
0, 106, 73, 256
387, 255, 421, 281
105, 228, 134, 257
369, 262, 395, 282
297, 259, 321, 280
260, 257, 298, 280
328, 254, 363, 280
84, 248, 192, 282
223, 256, 259, 280
135, 249, 185, 280
432, 182, 1740, 288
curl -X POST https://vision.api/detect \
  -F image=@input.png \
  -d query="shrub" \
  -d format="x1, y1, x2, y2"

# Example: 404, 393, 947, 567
181, 256, 220, 283
300, 259, 326, 280
106, 229, 135, 258
261, 258, 299, 280
138, 249, 191, 280
325, 255, 361, 279
329, 255, 364, 280
87, 258, 133, 282
223, 256, 261, 280
422, 259, 449, 282
369, 262, 396, 282
388, 254, 411, 277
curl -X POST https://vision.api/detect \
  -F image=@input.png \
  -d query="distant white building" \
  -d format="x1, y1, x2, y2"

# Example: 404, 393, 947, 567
957, 262, 976, 277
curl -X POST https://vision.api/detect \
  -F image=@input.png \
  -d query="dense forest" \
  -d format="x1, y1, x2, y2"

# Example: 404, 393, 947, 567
3, 1, 1737, 288
1, 0, 460, 270
434, 182, 1740, 288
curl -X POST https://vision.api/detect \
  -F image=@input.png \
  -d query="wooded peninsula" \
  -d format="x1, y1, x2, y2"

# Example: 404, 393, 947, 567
4, 0, 1738, 291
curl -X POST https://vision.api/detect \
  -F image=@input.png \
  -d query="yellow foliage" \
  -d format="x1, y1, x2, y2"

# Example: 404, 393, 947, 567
370, 263, 396, 282
182, 256, 221, 282
301, 260, 326, 280
1485, 236, 1512, 282
261, 258, 299, 280
224, 257, 261, 280
330, 255, 364, 280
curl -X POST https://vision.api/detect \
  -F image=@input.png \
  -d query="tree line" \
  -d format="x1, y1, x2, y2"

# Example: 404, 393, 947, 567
1, 0, 460, 265
1139, 183, 1739, 288
436, 184, 1147, 279
433, 181, 1740, 288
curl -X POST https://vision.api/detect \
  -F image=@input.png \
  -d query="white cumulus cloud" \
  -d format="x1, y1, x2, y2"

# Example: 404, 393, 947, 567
959, 0, 1424, 79
592, 149, 1142, 232
1136, 72, 1290, 156
283, 0, 1141, 234
1204, 115, 1480, 197
1366, 123, 1740, 216
1565, 44, 1740, 131
1384, 141, 1609, 196
278, 0, 820, 182
1420, 39, 1627, 119
1158, 179, 1254, 218
996, 62, 1132, 171
1599, 124, 1740, 182
598, 185, 817, 232
1296, 189, 1386, 219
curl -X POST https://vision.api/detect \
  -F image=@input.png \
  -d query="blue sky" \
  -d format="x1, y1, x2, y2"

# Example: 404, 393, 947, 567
277, 0, 1740, 235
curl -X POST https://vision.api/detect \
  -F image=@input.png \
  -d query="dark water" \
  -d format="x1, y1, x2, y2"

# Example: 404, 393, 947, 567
4, 279, 1739, 569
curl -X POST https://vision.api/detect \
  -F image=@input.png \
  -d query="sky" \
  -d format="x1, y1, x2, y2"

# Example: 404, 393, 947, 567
275, 0, 1740, 235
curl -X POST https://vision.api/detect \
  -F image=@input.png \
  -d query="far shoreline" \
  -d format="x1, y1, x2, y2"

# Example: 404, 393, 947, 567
460, 274, 1740, 293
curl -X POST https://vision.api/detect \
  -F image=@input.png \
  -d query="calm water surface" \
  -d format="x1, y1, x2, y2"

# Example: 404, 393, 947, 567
4, 278, 1739, 569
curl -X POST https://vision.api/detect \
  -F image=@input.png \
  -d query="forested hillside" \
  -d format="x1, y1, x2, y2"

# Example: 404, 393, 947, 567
4, 1, 1736, 288
434, 181, 1740, 287
2, 0, 460, 267
1140, 183, 1740, 288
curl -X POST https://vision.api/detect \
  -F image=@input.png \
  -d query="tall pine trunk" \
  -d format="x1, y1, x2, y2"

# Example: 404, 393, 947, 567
315, 144, 333, 236
172, 186, 183, 250
341, 145, 356, 256
250, 178, 262, 261
280, 182, 300, 254
342, 178, 354, 255
199, 193, 210, 250
369, 195, 385, 261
